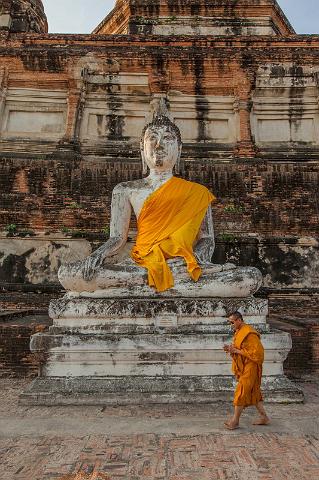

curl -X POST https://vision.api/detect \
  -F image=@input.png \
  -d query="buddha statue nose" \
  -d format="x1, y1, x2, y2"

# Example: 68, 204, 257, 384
155, 137, 163, 149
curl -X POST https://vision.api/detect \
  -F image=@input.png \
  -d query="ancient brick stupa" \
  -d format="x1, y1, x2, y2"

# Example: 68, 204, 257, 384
0, 1, 317, 400
0, 0, 48, 33
94, 0, 294, 36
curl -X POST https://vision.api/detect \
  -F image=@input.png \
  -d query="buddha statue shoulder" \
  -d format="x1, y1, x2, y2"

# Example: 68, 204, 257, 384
59, 103, 262, 298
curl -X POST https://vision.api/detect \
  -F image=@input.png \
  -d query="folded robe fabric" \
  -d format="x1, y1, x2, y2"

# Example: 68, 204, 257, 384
131, 176, 215, 292
231, 324, 264, 407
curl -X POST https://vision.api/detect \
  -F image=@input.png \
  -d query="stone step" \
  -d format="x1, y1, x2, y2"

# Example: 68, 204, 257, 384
20, 375, 304, 406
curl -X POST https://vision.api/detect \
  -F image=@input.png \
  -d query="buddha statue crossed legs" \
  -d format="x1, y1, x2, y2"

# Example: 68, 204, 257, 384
59, 105, 262, 298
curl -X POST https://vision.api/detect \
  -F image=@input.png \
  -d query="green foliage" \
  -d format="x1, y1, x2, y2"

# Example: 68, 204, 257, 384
61, 226, 110, 239
18, 229, 35, 238
219, 233, 238, 243
70, 230, 87, 238
223, 204, 244, 214
5, 224, 17, 235
5, 224, 35, 237
61, 226, 85, 238
134, 16, 158, 25
68, 202, 83, 210
168, 15, 177, 22
102, 225, 110, 238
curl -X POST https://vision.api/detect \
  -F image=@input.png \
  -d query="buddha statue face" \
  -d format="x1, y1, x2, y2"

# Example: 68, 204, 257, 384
141, 115, 182, 174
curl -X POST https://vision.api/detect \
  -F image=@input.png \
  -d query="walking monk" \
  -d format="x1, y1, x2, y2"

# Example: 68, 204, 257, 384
223, 311, 270, 430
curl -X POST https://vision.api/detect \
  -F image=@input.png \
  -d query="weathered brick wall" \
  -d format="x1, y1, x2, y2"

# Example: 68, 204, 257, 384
310, 326, 319, 373
269, 320, 312, 376
0, 291, 59, 311
269, 295, 319, 375
0, 314, 51, 377
1, 159, 318, 235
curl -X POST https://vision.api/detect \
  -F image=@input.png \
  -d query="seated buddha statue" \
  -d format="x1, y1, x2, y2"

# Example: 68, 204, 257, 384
59, 103, 262, 298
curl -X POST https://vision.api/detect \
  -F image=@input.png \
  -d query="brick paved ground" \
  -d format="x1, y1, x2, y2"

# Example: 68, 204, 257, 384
0, 378, 318, 480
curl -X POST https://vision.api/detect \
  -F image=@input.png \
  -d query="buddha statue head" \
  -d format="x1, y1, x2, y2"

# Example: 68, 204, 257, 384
141, 99, 182, 175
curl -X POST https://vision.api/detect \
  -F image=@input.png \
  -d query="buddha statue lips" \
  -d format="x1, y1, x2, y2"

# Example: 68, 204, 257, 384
58, 103, 263, 298
154, 154, 165, 167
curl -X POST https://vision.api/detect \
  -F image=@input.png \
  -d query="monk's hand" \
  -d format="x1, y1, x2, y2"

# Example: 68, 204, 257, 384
82, 252, 105, 282
229, 345, 241, 355
223, 344, 231, 353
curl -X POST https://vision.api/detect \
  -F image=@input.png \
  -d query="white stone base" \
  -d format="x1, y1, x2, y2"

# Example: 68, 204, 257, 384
20, 296, 303, 405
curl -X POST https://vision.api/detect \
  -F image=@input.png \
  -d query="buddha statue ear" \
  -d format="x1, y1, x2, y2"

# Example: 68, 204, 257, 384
141, 150, 148, 175
140, 134, 148, 175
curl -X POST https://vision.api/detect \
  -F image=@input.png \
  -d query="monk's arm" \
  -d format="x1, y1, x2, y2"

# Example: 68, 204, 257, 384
194, 205, 215, 264
82, 185, 132, 281
230, 335, 264, 364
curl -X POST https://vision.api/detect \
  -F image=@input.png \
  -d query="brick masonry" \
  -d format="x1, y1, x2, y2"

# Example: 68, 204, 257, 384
268, 294, 319, 375
0, 313, 51, 377
1, 431, 319, 480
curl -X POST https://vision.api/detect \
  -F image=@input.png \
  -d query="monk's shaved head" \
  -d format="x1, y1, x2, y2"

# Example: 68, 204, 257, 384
229, 311, 243, 321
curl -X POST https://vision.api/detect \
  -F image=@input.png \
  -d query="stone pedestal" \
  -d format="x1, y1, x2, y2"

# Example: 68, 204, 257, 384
20, 296, 303, 405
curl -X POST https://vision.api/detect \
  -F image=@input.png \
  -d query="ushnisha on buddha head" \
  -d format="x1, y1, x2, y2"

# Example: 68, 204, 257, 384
140, 102, 183, 175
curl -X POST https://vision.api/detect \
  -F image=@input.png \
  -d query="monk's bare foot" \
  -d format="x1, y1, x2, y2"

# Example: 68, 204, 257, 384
253, 416, 270, 426
224, 420, 239, 430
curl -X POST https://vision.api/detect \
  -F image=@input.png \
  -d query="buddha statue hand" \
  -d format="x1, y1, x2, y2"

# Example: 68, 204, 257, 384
82, 251, 105, 282
82, 237, 123, 281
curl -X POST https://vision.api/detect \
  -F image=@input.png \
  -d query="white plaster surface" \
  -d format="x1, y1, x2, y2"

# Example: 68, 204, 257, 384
252, 63, 319, 146
0, 13, 11, 28
152, 17, 277, 36
0, 237, 91, 284
169, 93, 239, 144
80, 72, 151, 141
1, 88, 67, 139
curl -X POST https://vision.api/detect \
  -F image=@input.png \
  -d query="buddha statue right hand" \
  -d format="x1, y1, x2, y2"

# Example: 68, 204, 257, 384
82, 251, 106, 282
82, 237, 123, 282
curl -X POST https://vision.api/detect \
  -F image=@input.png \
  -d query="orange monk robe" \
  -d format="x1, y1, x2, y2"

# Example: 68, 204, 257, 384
232, 324, 264, 407
131, 177, 216, 292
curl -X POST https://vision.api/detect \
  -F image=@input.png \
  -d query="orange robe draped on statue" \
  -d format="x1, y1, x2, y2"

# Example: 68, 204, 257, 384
232, 324, 264, 407
131, 176, 215, 292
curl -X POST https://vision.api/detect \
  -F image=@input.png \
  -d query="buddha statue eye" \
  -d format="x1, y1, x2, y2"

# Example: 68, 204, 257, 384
145, 135, 158, 143
163, 134, 174, 141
